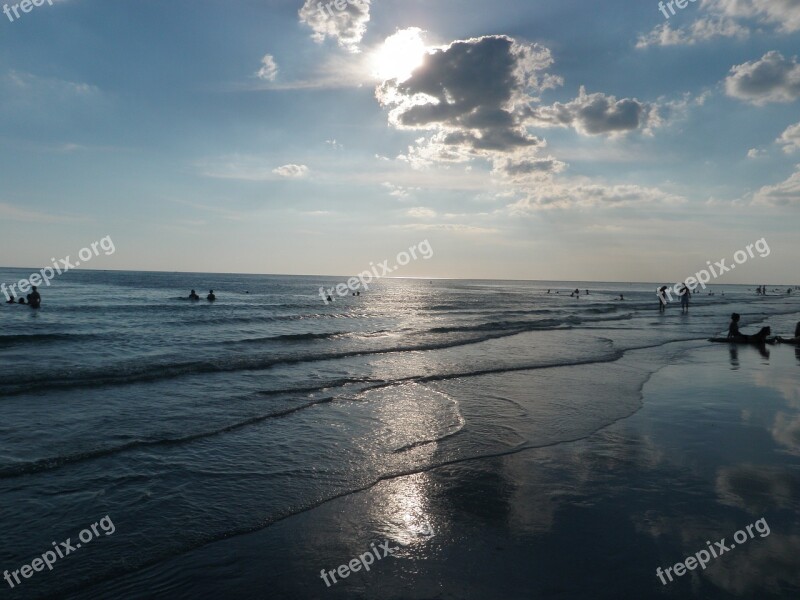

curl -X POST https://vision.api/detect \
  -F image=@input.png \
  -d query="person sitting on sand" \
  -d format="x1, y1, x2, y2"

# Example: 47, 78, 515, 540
727, 313, 771, 344
207, 290, 216, 301
189, 290, 200, 300
727, 313, 743, 340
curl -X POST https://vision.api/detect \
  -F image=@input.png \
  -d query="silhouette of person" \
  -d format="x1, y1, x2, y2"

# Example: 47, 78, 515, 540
207, 290, 216, 301
679, 284, 690, 313
658, 286, 668, 312
28, 286, 41, 308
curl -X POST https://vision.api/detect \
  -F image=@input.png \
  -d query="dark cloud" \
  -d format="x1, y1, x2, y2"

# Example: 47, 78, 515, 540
725, 51, 800, 105
525, 86, 657, 135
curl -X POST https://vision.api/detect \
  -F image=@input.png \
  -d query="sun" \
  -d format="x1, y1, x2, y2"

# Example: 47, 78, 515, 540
371, 28, 427, 82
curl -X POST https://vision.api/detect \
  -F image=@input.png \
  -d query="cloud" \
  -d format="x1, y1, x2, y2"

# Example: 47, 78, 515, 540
382, 182, 419, 198
407, 207, 437, 218
197, 156, 309, 181
272, 164, 310, 178
752, 165, 800, 206
725, 51, 800, 105
777, 122, 800, 153
705, 0, 800, 34
256, 54, 278, 81
298, 0, 371, 52
637, 0, 800, 47
508, 182, 687, 212
377, 34, 566, 176
492, 156, 567, 181
636, 17, 748, 48
0, 202, 85, 223
525, 86, 660, 136
747, 148, 767, 159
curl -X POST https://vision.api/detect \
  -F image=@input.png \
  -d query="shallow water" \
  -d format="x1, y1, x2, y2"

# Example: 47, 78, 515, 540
0, 269, 798, 597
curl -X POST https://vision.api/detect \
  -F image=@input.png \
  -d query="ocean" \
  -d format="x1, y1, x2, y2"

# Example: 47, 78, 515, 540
1, 269, 798, 598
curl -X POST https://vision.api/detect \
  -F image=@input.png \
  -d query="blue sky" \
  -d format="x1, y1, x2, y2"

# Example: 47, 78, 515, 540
1, 0, 798, 283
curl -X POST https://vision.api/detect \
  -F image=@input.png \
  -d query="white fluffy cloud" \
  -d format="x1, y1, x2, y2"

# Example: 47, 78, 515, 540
777, 122, 800, 153
298, 0, 371, 52
725, 51, 800, 105
637, 0, 800, 47
272, 164, 309, 178
753, 166, 800, 206
256, 54, 278, 81
407, 207, 437, 218
636, 18, 748, 48
706, 0, 800, 34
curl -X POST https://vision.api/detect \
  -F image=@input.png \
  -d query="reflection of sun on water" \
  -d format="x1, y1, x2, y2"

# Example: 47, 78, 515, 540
371, 28, 427, 82
373, 473, 435, 548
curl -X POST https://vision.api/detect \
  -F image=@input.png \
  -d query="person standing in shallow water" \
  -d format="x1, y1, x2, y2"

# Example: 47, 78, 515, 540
207, 290, 216, 301
658, 286, 668, 312
679, 284, 690, 313
28, 286, 41, 308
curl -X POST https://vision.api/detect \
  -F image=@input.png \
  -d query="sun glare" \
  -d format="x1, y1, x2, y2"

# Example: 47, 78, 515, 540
372, 28, 427, 82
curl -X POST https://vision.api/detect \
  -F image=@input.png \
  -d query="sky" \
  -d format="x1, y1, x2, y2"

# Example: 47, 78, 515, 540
0, 0, 798, 283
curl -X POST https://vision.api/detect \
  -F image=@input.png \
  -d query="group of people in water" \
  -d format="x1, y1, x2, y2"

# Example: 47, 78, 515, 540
756, 286, 794, 296
188, 290, 215, 301
546, 289, 590, 297
3, 285, 41, 308
657, 285, 692, 313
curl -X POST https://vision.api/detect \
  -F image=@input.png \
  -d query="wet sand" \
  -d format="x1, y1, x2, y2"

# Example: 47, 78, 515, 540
71, 341, 800, 599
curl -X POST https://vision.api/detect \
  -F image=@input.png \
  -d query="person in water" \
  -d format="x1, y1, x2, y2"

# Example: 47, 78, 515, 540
679, 284, 690, 313
28, 286, 41, 308
189, 290, 200, 300
5, 295, 15, 304
207, 290, 216, 301
657, 286, 668, 312
18, 297, 26, 304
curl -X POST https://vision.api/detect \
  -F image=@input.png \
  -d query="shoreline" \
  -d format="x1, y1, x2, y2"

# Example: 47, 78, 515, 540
67, 339, 800, 599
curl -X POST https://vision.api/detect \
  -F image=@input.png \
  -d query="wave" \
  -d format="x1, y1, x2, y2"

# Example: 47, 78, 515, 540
0, 328, 551, 396
0, 333, 99, 348
0, 351, 627, 479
